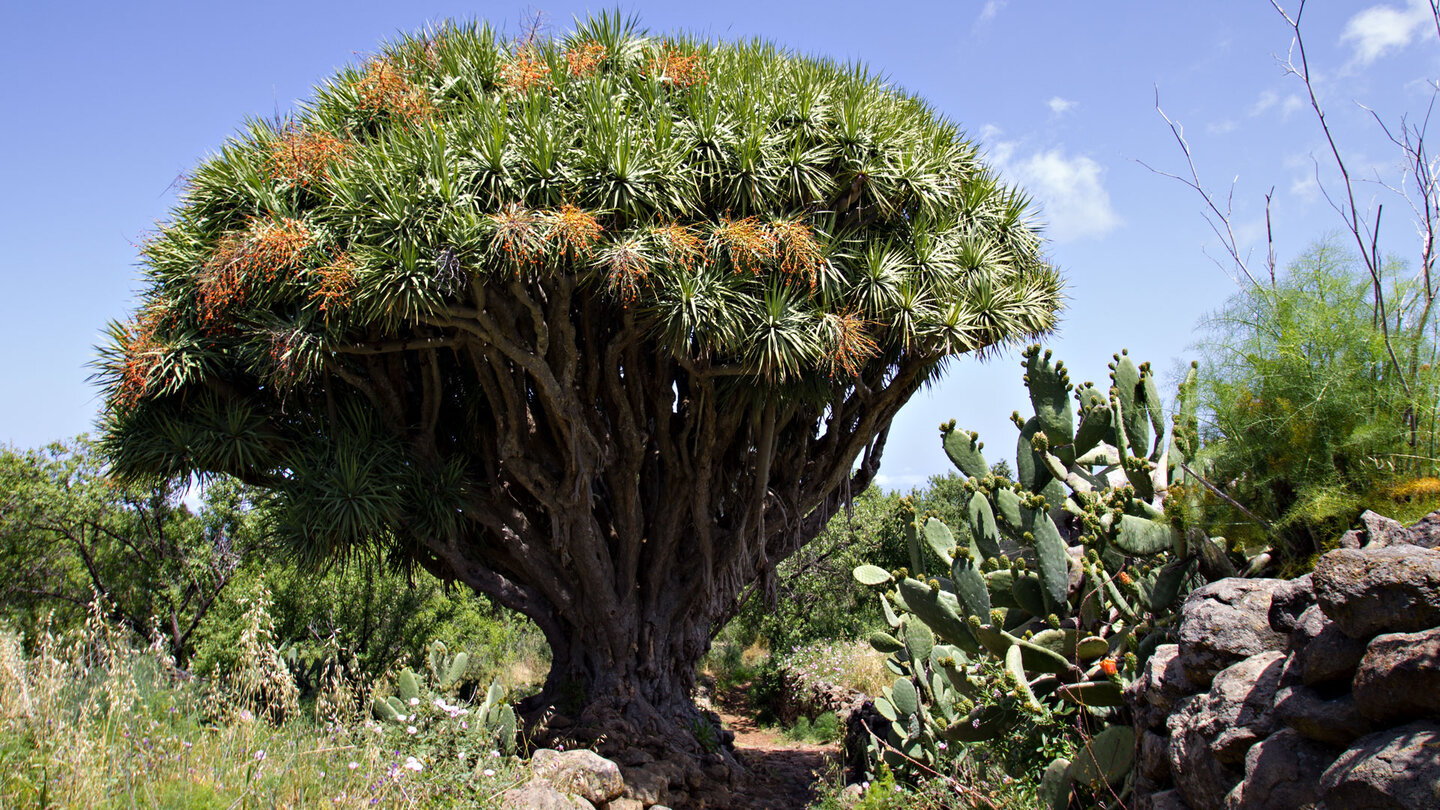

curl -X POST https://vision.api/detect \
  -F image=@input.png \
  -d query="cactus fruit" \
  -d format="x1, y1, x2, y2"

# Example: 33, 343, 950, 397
854, 347, 1267, 798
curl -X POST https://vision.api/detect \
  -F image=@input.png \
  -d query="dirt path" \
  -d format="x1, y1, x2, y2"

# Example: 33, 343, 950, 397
714, 685, 840, 810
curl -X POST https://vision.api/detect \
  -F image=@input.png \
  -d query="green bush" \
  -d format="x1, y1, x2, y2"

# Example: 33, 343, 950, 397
1195, 237, 1440, 564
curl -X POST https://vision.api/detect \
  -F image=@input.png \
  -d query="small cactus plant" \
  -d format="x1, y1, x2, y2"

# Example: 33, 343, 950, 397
371, 639, 519, 754
854, 347, 1266, 803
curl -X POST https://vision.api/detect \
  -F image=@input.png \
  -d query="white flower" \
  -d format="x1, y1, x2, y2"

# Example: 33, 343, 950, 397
490, 750, 500, 759
238, 709, 254, 723
347, 761, 359, 770
403, 756, 423, 772
483, 768, 495, 777
408, 697, 420, 706
406, 725, 418, 735
252, 749, 266, 762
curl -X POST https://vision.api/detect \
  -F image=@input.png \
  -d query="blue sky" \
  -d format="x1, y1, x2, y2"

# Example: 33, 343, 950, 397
2, 0, 1436, 491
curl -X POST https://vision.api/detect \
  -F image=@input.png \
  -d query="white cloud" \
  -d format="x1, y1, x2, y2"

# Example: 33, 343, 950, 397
1207, 119, 1239, 135
874, 472, 929, 491
1249, 89, 1279, 116
1341, 0, 1433, 64
1247, 90, 1305, 123
1285, 153, 1321, 201
979, 0, 1007, 22
983, 135, 1121, 241
1047, 96, 1076, 116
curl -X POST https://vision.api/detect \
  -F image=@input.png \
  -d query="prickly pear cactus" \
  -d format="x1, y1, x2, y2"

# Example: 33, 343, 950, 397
371, 639, 519, 755
855, 347, 1265, 804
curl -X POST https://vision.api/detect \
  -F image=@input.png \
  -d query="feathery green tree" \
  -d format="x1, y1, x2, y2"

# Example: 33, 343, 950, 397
95, 15, 1061, 753
1195, 238, 1440, 561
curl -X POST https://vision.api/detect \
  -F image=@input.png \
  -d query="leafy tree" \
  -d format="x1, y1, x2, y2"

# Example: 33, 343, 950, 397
0, 438, 251, 665
190, 557, 545, 694
1195, 238, 1440, 561
729, 485, 908, 654
94, 15, 1061, 752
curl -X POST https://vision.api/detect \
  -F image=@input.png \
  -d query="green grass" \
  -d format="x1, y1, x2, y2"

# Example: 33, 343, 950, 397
0, 602, 536, 809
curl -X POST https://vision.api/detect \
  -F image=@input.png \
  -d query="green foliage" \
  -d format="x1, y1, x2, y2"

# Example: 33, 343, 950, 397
190, 558, 546, 694
781, 710, 841, 743
91, 11, 1061, 633
0, 437, 253, 666
370, 647, 520, 756
729, 486, 909, 653
854, 346, 1256, 804
0, 609, 532, 808
1196, 238, 1440, 564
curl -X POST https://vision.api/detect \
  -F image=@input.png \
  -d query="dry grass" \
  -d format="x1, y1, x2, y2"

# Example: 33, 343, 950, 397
779, 638, 889, 700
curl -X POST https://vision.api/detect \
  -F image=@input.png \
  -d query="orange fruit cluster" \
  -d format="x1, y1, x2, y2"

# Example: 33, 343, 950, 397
546, 204, 604, 257
566, 41, 606, 77
828, 312, 879, 377
646, 43, 708, 88
712, 216, 774, 275
355, 58, 434, 123
652, 223, 703, 271
501, 48, 552, 94
772, 219, 825, 289
600, 238, 651, 304
268, 128, 351, 187
116, 312, 163, 408
311, 253, 358, 315
198, 218, 314, 325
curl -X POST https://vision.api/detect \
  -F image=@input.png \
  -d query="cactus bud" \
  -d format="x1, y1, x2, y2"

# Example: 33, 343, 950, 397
1124, 652, 1138, 671
1046, 614, 1061, 630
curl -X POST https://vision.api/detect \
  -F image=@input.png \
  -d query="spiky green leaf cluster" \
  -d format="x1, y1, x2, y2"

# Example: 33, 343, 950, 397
98, 13, 1058, 406
93, 14, 1061, 571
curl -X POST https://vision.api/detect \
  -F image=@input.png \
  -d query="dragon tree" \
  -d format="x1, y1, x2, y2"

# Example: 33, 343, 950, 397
96, 15, 1062, 756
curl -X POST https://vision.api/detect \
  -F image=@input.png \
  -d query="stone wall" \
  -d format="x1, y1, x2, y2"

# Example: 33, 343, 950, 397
1126, 512, 1440, 810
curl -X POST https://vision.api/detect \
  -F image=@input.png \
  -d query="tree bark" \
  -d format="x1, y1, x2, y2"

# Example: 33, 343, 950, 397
322, 275, 927, 761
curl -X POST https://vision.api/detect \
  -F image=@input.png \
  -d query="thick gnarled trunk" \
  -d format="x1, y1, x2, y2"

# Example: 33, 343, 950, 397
388, 280, 928, 758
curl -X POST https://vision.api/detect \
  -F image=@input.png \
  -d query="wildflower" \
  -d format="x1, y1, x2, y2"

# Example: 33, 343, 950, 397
483, 768, 496, 777
348, 761, 359, 770
490, 750, 500, 758
238, 709, 254, 723
406, 725, 418, 735
403, 756, 424, 772
408, 697, 420, 707
253, 750, 267, 762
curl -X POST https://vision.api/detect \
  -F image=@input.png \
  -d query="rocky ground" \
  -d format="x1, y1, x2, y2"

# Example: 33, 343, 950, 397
714, 685, 840, 809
